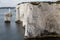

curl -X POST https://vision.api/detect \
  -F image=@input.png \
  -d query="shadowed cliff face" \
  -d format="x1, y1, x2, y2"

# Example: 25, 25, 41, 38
45, 14, 59, 33
40, 3, 60, 34
38, 3, 60, 34
28, 3, 60, 37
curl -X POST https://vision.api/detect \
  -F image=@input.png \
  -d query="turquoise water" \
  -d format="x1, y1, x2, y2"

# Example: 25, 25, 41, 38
0, 9, 24, 40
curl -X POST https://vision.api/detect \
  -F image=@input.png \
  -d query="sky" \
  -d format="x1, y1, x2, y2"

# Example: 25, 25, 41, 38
0, 0, 58, 7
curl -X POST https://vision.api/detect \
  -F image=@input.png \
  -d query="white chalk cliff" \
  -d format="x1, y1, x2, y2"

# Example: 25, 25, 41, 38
16, 2, 60, 38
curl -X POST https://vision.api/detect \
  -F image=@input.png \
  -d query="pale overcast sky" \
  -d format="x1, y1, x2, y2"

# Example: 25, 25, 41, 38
0, 0, 58, 7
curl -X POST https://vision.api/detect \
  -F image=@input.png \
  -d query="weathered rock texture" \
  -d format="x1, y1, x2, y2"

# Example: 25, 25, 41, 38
16, 5, 20, 21
4, 12, 12, 23
16, 1, 60, 38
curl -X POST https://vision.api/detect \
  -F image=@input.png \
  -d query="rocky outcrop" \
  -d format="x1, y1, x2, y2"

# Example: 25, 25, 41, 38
16, 2, 60, 38
4, 12, 12, 23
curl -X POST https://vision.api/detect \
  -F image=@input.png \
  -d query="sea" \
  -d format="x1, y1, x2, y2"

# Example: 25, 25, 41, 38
0, 9, 24, 40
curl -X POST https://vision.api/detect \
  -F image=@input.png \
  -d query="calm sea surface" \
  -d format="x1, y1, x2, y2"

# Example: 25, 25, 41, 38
0, 9, 24, 40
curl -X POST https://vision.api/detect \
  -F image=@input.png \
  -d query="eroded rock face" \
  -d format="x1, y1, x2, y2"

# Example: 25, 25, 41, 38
4, 12, 12, 22
16, 2, 60, 38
